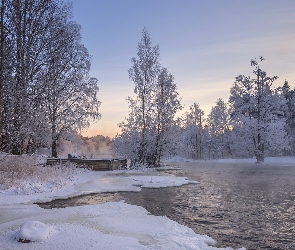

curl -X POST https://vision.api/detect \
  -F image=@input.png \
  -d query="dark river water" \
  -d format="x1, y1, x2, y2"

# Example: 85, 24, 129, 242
37, 162, 295, 250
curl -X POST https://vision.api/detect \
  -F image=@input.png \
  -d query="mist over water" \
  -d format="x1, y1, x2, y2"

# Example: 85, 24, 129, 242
122, 162, 295, 250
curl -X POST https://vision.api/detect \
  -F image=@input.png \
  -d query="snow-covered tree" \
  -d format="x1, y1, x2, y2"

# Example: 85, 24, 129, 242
0, 0, 62, 154
150, 67, 182, 165
276, 80, 295, 154
177, 103, 205, 159
207, 98, 232, 159
115, 28, 182, 166
42, 5, 101, 157
229, 57, 289, 162
0, 0, 100, 156
127, 27, 161, 164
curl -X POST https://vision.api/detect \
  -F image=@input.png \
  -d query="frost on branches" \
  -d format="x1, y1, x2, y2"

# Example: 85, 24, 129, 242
0, 0, 100, 156
206, 99, 232, 159
114, 28, 182, 166
229, 57, 289, 163
176, 103, 206, 160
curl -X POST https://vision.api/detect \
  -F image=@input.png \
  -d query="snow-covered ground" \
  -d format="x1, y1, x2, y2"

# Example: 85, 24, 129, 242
0, 163, 250, 249
163, 156, 295, 166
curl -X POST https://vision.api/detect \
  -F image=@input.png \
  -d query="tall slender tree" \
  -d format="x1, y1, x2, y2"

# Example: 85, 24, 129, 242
116, 28, 182, 166
151, 67, 182, 165
127, 28, 161, 164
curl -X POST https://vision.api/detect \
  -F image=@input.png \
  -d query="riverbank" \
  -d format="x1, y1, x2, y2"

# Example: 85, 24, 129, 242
0, 165, 245, 250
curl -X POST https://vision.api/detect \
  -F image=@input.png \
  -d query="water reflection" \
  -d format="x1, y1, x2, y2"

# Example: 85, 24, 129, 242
36, 192, 123, 209
122, 163, 295, 249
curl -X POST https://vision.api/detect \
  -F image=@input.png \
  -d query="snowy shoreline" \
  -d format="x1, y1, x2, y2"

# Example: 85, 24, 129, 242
0, 162, 254, 249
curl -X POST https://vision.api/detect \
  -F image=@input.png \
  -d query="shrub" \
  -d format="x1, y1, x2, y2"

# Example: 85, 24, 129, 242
0, 155, 88, 194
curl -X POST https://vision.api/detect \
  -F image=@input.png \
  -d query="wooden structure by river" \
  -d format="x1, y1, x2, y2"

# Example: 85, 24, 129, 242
46, 158, 127, 171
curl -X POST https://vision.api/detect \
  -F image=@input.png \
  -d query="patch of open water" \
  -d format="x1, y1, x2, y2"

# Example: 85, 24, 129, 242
37, 162, 295, 250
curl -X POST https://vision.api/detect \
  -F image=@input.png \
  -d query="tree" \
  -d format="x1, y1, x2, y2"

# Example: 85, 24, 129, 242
0, 0, 64, 154
150, 67, 182, 165
277, 80, 295, 154
127, 27, 161, 164
229, 57, 289, 162
0, 0, 100, 156
41, 4, 100, 158
178, 103, 205, 159
115, 28, 182, 166
207, 98, 232, 159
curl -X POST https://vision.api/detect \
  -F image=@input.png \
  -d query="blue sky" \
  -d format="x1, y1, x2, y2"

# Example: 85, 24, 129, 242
71, 0, 295, 138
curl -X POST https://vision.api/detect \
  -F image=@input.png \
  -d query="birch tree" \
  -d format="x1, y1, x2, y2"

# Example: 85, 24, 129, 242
39, 3, 100, 158
150, 67, 182, 165
116, 28, 182, 166
127, 28, 161, 164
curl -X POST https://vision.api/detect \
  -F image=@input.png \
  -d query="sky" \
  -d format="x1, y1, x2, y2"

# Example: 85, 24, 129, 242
70, 0, 295, 138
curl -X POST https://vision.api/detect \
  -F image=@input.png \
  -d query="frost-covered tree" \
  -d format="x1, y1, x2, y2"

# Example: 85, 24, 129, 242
178, 103, 205, 159
40, 4, 100, 158
207, 98, 232, 159
115, 28, 182, 166
0, 0, 62, 154
0, 0, 100, 156
276, 80, 295, 154
150, 67, 182, 165
127, 27, 161, 164
229, 57, 289, 162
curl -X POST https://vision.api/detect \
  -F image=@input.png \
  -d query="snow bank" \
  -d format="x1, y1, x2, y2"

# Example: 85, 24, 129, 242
15, 221, 56, 243
0, 170, 196, 205
0, 202, 244, 250
163, 156, 295, 165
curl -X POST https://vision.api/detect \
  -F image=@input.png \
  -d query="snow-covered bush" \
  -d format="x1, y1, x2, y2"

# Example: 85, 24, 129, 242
0, 155, 89, 194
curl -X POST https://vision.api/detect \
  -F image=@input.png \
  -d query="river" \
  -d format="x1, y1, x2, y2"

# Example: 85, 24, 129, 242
37, 161, 295, 250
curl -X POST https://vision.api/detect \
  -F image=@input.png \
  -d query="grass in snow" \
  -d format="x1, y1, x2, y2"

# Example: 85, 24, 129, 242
0, 155, 89, 195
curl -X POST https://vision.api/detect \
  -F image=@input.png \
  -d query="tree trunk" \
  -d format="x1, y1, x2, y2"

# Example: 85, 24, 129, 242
52, 139, 57, 158
256, 66, 264, 163
139, 89, 146, 164
0, 0, 4, 136
51, 108, 58, 158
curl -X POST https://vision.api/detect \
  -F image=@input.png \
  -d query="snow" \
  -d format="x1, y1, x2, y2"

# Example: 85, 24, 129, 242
0, 170, 197, 205
0, 166, 247, 249
68, 152, 81, 158
15, 221, 56, 242
0, 202, 245, 250
163, 156, 295, 166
